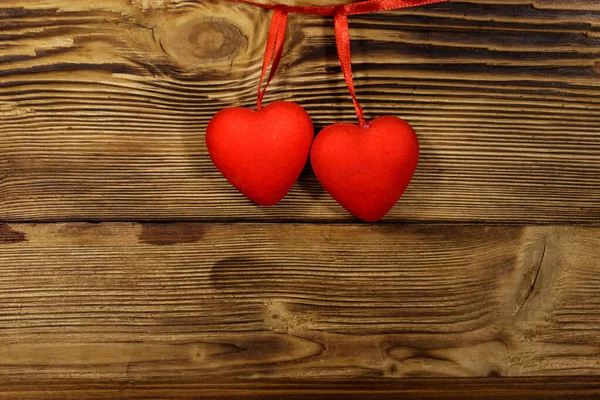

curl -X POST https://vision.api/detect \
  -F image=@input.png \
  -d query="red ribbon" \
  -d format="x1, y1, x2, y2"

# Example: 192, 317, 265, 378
257, 7, 288, 110
242, 0, 449, 125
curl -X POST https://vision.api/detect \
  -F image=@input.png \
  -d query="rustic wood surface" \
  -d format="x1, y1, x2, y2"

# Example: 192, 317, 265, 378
2, 377, 600, 399
1, 222, 599, 379
2, 0, 600, 397
1, 0, 599, 221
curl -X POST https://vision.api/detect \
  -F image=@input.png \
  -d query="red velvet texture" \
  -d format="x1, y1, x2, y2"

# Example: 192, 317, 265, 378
206, 101, 314, 206
206, 0, 441, 219
311, 116, 419, 222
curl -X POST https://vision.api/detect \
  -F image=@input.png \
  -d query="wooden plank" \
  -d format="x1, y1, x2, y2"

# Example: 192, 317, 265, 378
0, 1, 599, 222
1, 222, 599, 378
1, 377, 600, 399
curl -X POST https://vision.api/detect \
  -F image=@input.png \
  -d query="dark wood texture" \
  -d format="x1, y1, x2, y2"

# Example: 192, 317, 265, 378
2, 377, 600, 399
1, 222, 599, 379
2, 0, 600, 397
1, 0, 599, 221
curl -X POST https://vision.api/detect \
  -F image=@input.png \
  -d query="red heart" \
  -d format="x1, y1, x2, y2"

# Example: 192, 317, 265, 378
310, 116, 419, 222
206, 101, 314, 206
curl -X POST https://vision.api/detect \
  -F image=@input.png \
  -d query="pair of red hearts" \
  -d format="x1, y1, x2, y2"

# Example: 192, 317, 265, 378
206, 101, 419, 222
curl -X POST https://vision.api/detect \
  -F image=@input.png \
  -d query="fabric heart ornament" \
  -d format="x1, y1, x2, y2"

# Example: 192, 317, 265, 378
206, 101, 313, 206
206, 9, 314, 206
311, 116, 418, 222
205, 0, 447, 216
308, 11, 422, 221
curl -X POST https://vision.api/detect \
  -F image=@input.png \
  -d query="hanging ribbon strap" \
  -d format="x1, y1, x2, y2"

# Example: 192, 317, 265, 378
257, 7, 288, 110
256, 7, 287, 110
239, 0, 449, 121
333, 12, 366, 127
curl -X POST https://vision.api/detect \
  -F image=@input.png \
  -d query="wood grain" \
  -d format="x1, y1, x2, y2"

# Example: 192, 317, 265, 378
2, 377, 600, 399
1, 222, 599, 379
1, 0, 599, 222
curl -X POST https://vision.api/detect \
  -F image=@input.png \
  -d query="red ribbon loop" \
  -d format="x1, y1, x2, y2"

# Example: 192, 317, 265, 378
257, 7, 288, 110
242, 0, 449, 122
234, 0, 447, 16
333, 12, 366, 127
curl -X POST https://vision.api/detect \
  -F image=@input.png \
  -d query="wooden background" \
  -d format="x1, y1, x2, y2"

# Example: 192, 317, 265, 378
1, 0, 600, 397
